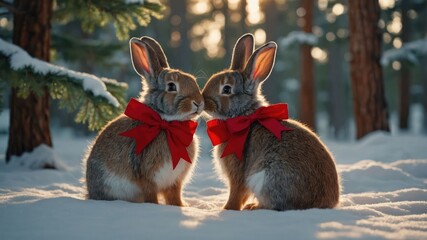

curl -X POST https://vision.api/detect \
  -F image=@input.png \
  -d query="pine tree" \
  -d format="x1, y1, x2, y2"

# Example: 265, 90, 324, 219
348, 0, 390, 139
299, 0, 315, 131
0, 0, 164, 163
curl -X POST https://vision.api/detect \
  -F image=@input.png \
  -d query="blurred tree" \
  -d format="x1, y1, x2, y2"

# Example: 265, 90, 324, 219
424, 4, 427, 133
1, 0, 163, 163
169, 0, 191, 71
299, 0, 315, 131
261, 0, 282, 105
399, 0, 411, 130
348, 0, 389, 139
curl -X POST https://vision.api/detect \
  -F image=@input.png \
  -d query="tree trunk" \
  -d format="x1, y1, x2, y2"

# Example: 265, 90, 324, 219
298, 0, 315, 131
6, 0, 53, 161
169, 0, 190, 71
222, 0, 232, 62
423, 4, 427, 133
348, 0, 390, 139
398, 0, 411, 130
327, 42, 346, 139
262, 0, 281, 104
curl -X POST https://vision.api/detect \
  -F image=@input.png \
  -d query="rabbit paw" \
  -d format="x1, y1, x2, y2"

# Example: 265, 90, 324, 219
243, 203, 259, 210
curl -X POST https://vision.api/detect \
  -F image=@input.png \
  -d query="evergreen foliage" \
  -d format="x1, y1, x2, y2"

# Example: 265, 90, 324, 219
0, 39, 128, 130
54, 0, 164, 40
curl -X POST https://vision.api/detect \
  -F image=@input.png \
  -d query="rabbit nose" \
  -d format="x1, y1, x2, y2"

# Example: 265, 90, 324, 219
192, 101, 200, 108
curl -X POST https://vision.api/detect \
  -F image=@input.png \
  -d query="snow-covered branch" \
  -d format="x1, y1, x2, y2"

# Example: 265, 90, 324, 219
0, 38, 123, 107
381, 38, 427, 66
0, 38, 128, 130
279, 31, 318, 49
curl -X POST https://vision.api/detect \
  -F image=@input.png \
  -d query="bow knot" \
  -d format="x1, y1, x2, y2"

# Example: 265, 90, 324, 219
120, 98, 198, 169
160, 120, 169, 130
206, 103, 292, 160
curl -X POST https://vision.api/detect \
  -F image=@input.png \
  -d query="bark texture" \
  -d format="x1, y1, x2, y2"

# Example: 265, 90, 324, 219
6, 0, 53, 161
298, 0, 315, 131
348, 0, 390, 139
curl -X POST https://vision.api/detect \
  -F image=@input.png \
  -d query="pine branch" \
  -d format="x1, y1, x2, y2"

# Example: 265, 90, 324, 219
54, 0, 165, 40
0, 38, 128, 130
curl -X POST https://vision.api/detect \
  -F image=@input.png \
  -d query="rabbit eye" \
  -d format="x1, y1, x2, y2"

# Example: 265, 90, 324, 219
167, 82, 177, 92
222, 85, 232, 95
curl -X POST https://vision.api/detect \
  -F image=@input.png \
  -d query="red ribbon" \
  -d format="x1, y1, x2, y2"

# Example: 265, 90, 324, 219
206, 103, 292, 160
120, 98, 198, 169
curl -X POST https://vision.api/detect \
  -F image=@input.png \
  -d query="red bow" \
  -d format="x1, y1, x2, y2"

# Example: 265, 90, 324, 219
120, 98, 198, 169
206, 103, 292, 160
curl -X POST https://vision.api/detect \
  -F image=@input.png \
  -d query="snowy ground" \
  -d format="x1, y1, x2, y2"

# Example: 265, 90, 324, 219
1, 122, 427, 239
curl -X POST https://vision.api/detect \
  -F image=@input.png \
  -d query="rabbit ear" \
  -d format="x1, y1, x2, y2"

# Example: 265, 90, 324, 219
129, 37, 163, 81
140, 37, 169, 69
230, 33, 254, 71
243, 42, 277, 88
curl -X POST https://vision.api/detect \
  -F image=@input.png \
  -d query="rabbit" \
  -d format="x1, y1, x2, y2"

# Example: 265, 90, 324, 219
202, 33, 340, 211
84, 36, 204, 206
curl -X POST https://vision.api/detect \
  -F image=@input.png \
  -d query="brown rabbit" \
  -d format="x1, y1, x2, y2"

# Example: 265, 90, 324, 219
202, 33, 340, 211
84, 36, 204, 206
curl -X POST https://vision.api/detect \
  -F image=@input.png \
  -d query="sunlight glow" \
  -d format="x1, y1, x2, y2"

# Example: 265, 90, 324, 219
379, 0, 395, 10
387, 13, 402, 34
247, 0, 264, 25
332, 3, 345, 16
392, 61, 401, 70
383, 33, 392, 44
311, 47, 328, 63
326, 32, 335, 42
189, 0, 212, 15
318, 0, 328, 11
228, 0, 240, 10
254, 28, 266, 45
393, 37, 402, 49
0, 18, 8, 28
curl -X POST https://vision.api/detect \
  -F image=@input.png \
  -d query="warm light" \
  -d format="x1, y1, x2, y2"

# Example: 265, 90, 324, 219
296, 7, 306, 17
214, 12, 225, 25
393, 38, 402, 48
170, 31, 181, 47
231, 12, 242, 22
318, 0, 328, 11
383, 32, 392, 44
228, 0, 240, 10
0, 18, 8, 28
189, 0, 212, 15
379, 0, 395, 9
392, 61, 401, 70
326, 13, 336, 23
387, 18, 402, 34
332, 3, 345, 16
378, 19, 385, 29
311, 47, 328, 63
191, 24, 205, 37
246, 0, 263, 25
326, 32, 335, 42
254, 28, 266, 45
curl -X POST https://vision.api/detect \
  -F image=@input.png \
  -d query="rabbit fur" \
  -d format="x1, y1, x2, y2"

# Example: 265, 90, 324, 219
84, 36, 204, 206
202, 33, 340, 211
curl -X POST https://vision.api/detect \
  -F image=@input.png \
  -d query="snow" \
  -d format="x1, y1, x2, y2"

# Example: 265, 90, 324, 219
0, 38, 122, 107
381, 38, 427, 66
279, 31, 318, 49
1, 122, 427, 238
